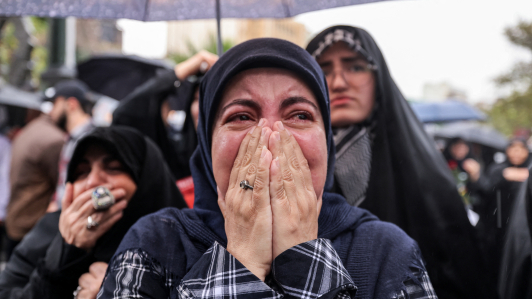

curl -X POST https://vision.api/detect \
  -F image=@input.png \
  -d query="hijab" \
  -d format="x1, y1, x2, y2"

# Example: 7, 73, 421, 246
191, 37, 376, 243
506, 138, 531, 168
307, 26, 491, 299
66, 126, 187, 261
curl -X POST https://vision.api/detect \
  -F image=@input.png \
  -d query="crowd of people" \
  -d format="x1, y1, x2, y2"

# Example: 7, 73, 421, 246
0, 25, 530, 299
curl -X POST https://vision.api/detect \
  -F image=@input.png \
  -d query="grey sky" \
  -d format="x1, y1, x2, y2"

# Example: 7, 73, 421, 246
120, 0, 531, 104
295, 0, 532, 103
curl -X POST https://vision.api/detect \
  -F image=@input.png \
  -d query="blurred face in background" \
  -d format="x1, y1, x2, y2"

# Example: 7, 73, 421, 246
72, 144, 137, 203
450, 140, 470, 161
507, 141, 530, 166
316, 42, 376, 127
49, 96, 68, 131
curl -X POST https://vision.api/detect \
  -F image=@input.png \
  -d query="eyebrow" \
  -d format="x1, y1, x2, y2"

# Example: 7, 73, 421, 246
318, 54, 366, 68
279, 96, 319, 112
219, 99, 261, 116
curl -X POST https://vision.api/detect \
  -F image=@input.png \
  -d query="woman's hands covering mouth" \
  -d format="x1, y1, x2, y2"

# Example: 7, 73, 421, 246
218, 119, 320, 281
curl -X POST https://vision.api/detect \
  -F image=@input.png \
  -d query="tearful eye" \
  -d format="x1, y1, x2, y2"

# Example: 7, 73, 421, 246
239, 115, 250, 121
297, 114, 308, 120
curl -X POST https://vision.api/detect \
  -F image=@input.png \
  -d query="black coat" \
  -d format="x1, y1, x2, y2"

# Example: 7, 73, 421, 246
112, 70, 198, 180
0, 126, 186, 298
498, 170, 532, 299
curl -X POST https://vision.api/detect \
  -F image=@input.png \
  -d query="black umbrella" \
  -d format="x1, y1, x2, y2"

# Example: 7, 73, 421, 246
77, 54, 173, 101
0, 84, 42, 110
431, 122, 508, 150
0, 0, 400, 55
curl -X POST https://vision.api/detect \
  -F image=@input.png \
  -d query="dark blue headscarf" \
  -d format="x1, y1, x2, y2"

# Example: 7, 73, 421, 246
190, 38, 367, 241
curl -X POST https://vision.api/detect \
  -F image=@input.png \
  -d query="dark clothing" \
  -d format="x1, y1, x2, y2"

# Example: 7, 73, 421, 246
498, 171, 532, 299
6, 115, 65, 241
99, 38, 435, 298
443, 139, 480, 207
476, 160, 530, 291
306, 26, 489, 299
0, 126, 187, 298
112, 69, 198, 180
101, 205, 435, 298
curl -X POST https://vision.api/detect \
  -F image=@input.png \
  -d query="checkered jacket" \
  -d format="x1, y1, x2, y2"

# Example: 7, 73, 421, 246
98, 239, 437, 298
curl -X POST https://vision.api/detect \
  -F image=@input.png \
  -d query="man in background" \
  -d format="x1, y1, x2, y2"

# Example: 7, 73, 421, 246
46, 80, 95, 209
5, 109, 64, 259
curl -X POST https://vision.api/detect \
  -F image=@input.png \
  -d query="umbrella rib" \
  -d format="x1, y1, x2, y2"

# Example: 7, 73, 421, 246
143, 0, 150, 21
281, 0, 292, 17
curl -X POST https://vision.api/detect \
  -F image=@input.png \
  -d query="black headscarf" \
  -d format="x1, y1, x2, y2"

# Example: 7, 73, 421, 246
498, 171, 532, 299
307, 26, 491, 299
506, 138, 531, 167
66, 126, 187, 261
112, 70, 198, 180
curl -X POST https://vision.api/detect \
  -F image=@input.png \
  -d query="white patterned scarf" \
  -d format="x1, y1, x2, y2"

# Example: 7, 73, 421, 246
333, 125, 373, 206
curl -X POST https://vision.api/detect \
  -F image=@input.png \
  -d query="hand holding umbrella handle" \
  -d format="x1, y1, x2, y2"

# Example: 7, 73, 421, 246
174, 51, 218, 80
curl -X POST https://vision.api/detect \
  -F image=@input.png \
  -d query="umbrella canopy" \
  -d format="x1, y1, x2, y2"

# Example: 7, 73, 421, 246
0, 0, 401, 55
430, 122, 508, 150
77, 54, 173, 101
1, 0, 397, 21
410, 100, 486, 123
0, 84, 42, 110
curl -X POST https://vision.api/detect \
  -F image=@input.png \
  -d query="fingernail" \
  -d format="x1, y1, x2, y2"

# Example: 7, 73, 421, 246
248, 126, 256, 134
258, 118, 265, 126
275, 132, 281, 141
261, 126, 267, 136
274, 156, 280, 167
261, 146, 267, 158
286, 129, 291, 136
278, 121, 285, 131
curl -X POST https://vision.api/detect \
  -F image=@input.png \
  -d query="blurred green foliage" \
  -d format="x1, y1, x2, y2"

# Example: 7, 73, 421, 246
30, 17, 48, 87
168, 34, 234, 64
0, 17, 48, 87
489, 20, 532, 137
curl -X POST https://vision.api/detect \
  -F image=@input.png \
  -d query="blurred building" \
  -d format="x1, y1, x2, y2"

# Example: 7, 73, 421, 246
422, 82, 467, 102
76, 19, 122, 60
167, 18, 308, 55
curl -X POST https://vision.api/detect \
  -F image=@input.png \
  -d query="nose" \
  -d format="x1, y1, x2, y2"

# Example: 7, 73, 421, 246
329, 70, 349, 92
85, 167, 107, 189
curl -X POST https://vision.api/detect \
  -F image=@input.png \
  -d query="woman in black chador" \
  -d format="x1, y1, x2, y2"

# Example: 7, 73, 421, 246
306, 25, 491, 299
443, 138, 482, 207
477, 138, 531, 288
0, 126, 186, 298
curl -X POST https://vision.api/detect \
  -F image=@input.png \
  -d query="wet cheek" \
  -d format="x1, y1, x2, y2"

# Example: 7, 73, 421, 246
212, 131, 248, 193
292, 129, 328, 194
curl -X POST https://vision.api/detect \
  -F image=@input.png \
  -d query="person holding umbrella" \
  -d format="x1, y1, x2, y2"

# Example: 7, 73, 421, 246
306, 25, 491, 299
112, 51, 217, 206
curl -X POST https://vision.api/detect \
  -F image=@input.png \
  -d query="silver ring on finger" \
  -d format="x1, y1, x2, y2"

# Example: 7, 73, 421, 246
92, 186, 115, 211
73, 285, 82, 299
86, 215, 99, 230
240, 180, 254, 190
